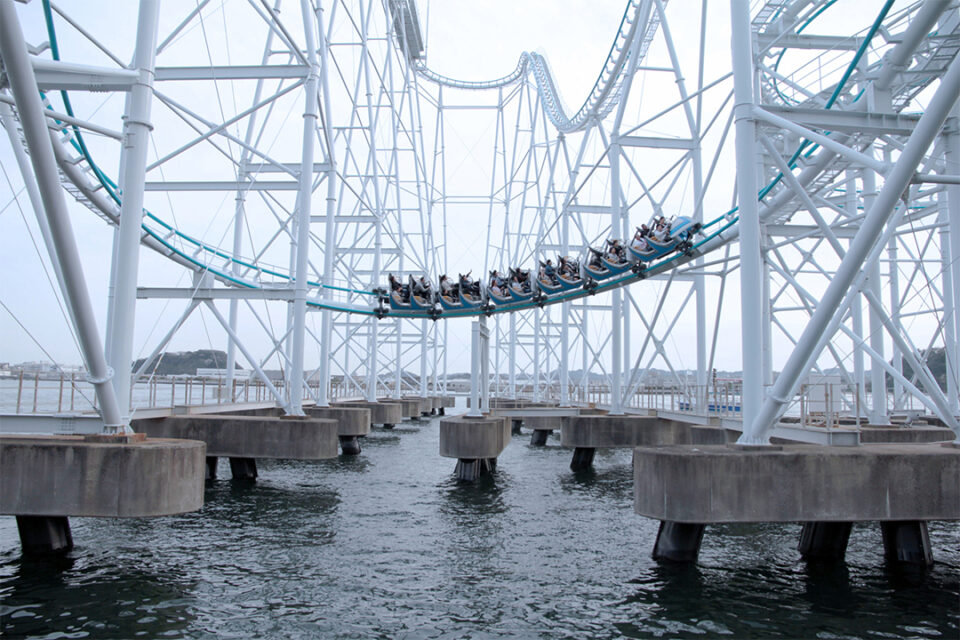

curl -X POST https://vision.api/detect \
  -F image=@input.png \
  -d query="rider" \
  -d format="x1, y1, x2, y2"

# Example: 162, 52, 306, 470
413, 276, 431, 299
543, 259, 558, 284
440, 275, 454, 297
631, 225, 651, 252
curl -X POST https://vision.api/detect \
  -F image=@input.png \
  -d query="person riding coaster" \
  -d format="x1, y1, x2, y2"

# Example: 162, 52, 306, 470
487, 270, 509, 301
388, 273, 411, 307
458, 272, 483, 307
627, 215, 701, 262
508, 267, 535, 301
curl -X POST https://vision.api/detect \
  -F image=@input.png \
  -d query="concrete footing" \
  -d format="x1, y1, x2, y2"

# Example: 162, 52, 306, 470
16, 515, 73, 555
308, 406, 370, 454
383, 397, 422, 420
229, 457, 258, 480
634, 443, 960, 523
635, 443, 959, 564
333, 400, 403, 428
570, 447, 595, 471
652, 521, 705, 563
798, 521, 853, 562
1, 435, 205, 518
439, 415, 510, 481
881, 521, 933, 565
135, 415, 339, 460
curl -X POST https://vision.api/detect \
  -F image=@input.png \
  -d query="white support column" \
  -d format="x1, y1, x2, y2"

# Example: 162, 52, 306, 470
0, 0, 124, 430
394, 317, 403, 398
939, 197, 959, 412
761, 228, 773, 386
287, 0, 322, 415
316, 0, 338, 408
609, 139, 624, 415
467, 320, 482, 417
887, 236, 904, 410
480, 315, 490, 412
508, 313, 517, 398
862, 163, 888, 424
847, 174, 866, 416
533, 312, 541, 403
106, 0, 160, 421
731, 0, 764, 442
748, 48, 960, 442
948, 112, 960, 417
420, 318, 428, 397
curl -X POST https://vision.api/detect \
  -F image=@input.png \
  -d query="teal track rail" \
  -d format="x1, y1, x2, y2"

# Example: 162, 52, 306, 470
38, 0, 895, 320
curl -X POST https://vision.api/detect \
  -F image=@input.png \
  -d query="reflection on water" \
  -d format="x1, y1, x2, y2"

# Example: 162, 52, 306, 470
1, 417, 958, 638
1, 550, 196, 638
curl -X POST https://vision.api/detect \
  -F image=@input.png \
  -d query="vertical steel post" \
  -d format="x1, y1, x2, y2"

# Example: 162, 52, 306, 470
947, 110, 960, 416
0, 0, 123, 430
731, 0, 764, 441
467, 320, 482, 417
862, 162, 888, 424
287, 0, 322, 415
420, 318, 428, 397
316, 0, 338, 407
106, 0, 160, 420
609, 139, 624, 415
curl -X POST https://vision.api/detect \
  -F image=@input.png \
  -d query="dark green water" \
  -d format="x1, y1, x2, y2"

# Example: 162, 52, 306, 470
1, 415, 958, 638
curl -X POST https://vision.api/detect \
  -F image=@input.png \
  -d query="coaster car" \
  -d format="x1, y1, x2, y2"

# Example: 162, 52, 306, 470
555, 256, 584, 290
408, 275, 435, 310
628, 216, 701, 262
387, 273, 412, 310
537, 260, 563, 294
585, 247, 632, 280
507, 267, 535, 301
437, 275, 462, 310
486, 270, 512, 305
458, 272, 484, 308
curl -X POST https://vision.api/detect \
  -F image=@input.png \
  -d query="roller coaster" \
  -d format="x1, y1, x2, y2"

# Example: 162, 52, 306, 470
2, 0, 960, 437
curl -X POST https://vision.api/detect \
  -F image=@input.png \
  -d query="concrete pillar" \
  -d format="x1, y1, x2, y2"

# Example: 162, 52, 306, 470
652, 521, 705, 563
511, 419, 523, 435
570, 447, 595, 471
16, 516, 73, 555
338, 436, 362, 455
205, 456, 218, 480
530, 429, 550, 446
454, 458, 495, 482
229, 457, 258, 480
798, 521, 853, 562
880, 521, 933, 565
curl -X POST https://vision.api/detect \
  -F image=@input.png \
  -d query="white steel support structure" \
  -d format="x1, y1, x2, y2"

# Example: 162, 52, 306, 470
731, 0, 765, 442
287, 0, 322, 415
0, 0, 124, 430
106, 0, 160, 420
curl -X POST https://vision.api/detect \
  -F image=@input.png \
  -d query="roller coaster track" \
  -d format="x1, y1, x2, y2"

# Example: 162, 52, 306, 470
23, 0, 960, 320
